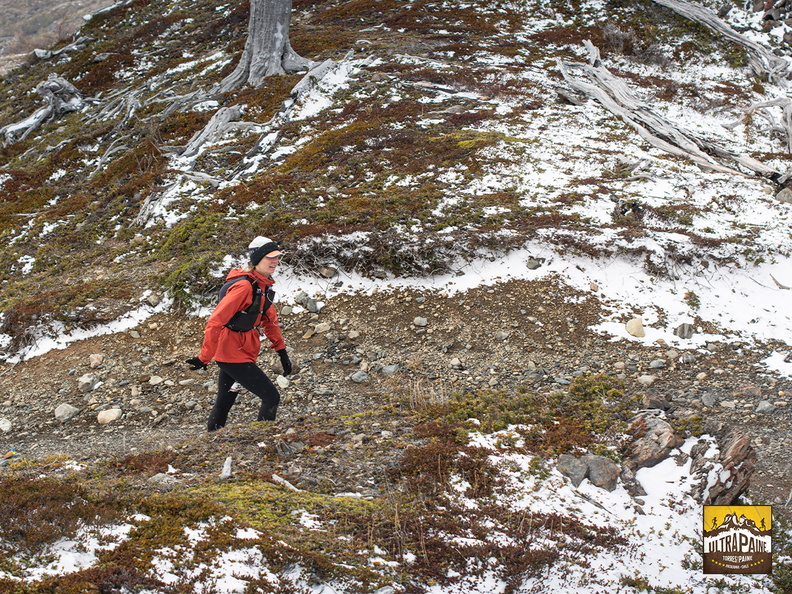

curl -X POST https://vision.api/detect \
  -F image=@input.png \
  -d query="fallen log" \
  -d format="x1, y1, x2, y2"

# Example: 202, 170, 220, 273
0, 75, 84, 146
652, 0, 791, 85
558, 42, 779, 179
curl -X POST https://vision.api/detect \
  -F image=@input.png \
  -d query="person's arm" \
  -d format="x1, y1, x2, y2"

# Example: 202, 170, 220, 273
198, 281, 253, 363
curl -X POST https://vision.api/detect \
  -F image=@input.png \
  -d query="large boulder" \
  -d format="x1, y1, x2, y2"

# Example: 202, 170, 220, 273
624, 414, 684, 471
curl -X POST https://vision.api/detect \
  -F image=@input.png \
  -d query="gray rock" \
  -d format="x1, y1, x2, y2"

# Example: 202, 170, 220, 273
381, 365, 400, 376
642, 393, 670, 410
413, 317, 428, 327
319, 266, 338, 279
350, 370, 370, 384
679, 353, 696, 364
625, 414, 684, 470
526, 257, 542, 270
755, 400, 776, 414
0, 418, 11, 433
648, 359, 666, 369
54, 403, 81, 422
78, 373, 99, 393
701, 393, 718, 407
494, 331, 510, 341
674, 323, 694, 339
306, 298, 322, 313
582, 454, 620, 492
556, 453, 588, 487
776, 187, 792, 204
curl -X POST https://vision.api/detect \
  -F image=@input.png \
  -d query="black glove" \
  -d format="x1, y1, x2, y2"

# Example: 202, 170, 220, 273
277, 349, 292, 376
186, 357, 207, 370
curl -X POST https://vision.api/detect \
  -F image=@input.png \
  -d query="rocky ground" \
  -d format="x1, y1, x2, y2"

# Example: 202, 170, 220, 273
1, 276, 791, 517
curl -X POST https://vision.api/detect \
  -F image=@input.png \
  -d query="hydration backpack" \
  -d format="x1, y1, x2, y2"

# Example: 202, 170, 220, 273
217, 275, 274, 332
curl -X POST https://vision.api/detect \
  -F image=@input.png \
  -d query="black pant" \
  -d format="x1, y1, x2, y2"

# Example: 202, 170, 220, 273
207, 361, 280, 431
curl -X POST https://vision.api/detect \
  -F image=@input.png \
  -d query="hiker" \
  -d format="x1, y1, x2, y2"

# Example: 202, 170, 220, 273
186, 236, 292, 431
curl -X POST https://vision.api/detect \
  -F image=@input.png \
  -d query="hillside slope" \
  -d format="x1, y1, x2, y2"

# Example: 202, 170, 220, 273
1, 0, 792, 591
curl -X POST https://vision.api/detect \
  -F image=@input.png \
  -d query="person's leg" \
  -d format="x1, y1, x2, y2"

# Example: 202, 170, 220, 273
207, 367, 239, 431
216, 361, 280, 422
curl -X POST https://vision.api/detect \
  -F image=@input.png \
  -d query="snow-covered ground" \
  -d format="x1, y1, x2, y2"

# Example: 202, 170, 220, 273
1, 0, 791, 590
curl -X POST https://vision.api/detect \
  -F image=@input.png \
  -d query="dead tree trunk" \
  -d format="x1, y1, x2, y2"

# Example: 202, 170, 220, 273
652, 0, 791, 85
558, 42, 779, 179
217, 0, 314, 93
0, 74, 84, 146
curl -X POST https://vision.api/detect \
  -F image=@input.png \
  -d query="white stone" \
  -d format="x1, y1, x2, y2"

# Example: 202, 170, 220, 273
314, 322, 332, 333
413, 317, 428, 327
149, 375, 164, 385
637, 375, 657, 386
0, 418, 11, 432
276, 376, 290, 389
626, 318, 645, 337
97, 408, 122, 425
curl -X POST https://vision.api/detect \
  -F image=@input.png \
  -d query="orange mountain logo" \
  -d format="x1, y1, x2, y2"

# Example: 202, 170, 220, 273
703, 506, 772, 574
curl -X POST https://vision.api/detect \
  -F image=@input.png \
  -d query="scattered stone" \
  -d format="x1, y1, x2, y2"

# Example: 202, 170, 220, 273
526, 257, 542, 270
350, 370, 370, 384
78, 373, 100, 393
624, 414, 684, 471
319, 266, 338, 279
0, 418, 11, 432
582, 454, 620, 492
755, 401, 776, 414
413, 317, 428, 327
679, 353, 696, 364
276, 376, 290, 389
55, 403, 80, 422
701, 393, 718, 407
556, 454, 588, 487
381, 365, 400, 376
642, 393, 670, 410
648, 359, 666, 369
89, 354, 104, 368
149, 375, 164, 385
777, 187, 792, 204
314, 322, 332, 334
494, 331, 509, 341
637, 375, 657, 386
128, 330, 140, 339
626, 318, 645, 337
97, 408, 122, 425
148, 473, 181, 488
674, 323, 694, 339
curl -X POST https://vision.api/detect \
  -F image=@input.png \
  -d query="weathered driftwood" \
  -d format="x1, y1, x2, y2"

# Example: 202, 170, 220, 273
0, 75, 84, 146
558, 42, 779, 178
180, 105, 246, 158
243, 57, 338, 159
652, 0, 791, 85
32, 36, 94, 61
733, 98, 792, 152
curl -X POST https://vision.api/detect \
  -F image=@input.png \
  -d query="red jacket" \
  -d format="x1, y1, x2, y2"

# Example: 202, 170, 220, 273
199, 268, 286, 364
